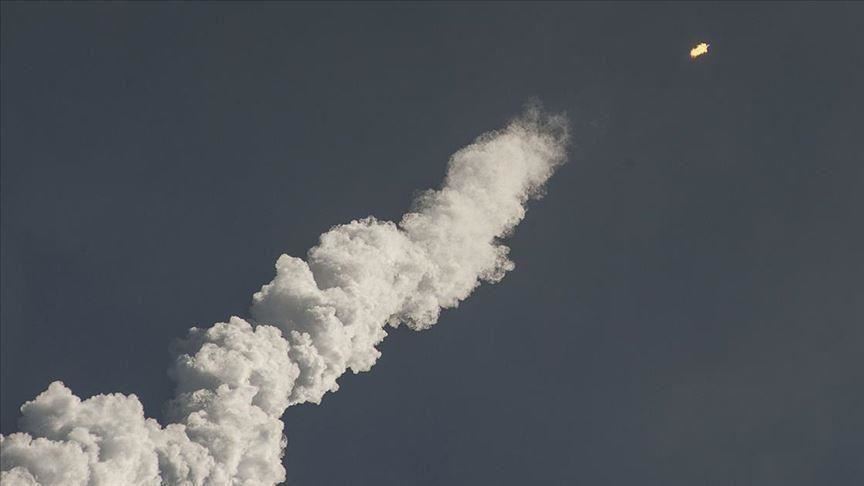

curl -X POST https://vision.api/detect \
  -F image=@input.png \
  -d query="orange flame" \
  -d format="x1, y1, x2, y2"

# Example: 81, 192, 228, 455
690, 42, 710, 59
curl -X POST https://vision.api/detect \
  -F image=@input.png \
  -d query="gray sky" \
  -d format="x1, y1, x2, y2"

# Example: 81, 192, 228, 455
2, 2, 863, 484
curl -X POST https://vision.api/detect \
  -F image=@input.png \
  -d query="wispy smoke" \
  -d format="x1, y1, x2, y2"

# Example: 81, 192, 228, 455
0, 108, 568, 485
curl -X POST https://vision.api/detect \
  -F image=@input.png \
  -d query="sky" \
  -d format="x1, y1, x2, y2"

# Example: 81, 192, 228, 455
2, 2, 863, 485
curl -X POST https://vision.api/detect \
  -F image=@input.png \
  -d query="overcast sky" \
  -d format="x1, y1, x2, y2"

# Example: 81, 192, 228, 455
2, 2, 863, 485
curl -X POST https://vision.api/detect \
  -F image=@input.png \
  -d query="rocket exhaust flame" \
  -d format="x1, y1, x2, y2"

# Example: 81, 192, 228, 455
690, 42, 710, 59
0, 108, 569, 485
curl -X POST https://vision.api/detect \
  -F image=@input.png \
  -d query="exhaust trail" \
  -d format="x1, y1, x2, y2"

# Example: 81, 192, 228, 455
0, 107, 569, 485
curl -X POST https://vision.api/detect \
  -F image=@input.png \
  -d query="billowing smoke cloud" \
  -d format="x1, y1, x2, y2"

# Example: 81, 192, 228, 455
0, 108, 568, 485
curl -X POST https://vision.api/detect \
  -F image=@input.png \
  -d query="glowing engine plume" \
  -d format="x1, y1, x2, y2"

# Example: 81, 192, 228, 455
690, 42, 710, 59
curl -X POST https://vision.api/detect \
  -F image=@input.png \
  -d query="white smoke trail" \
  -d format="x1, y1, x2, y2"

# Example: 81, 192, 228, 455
0, 108, 568, 485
